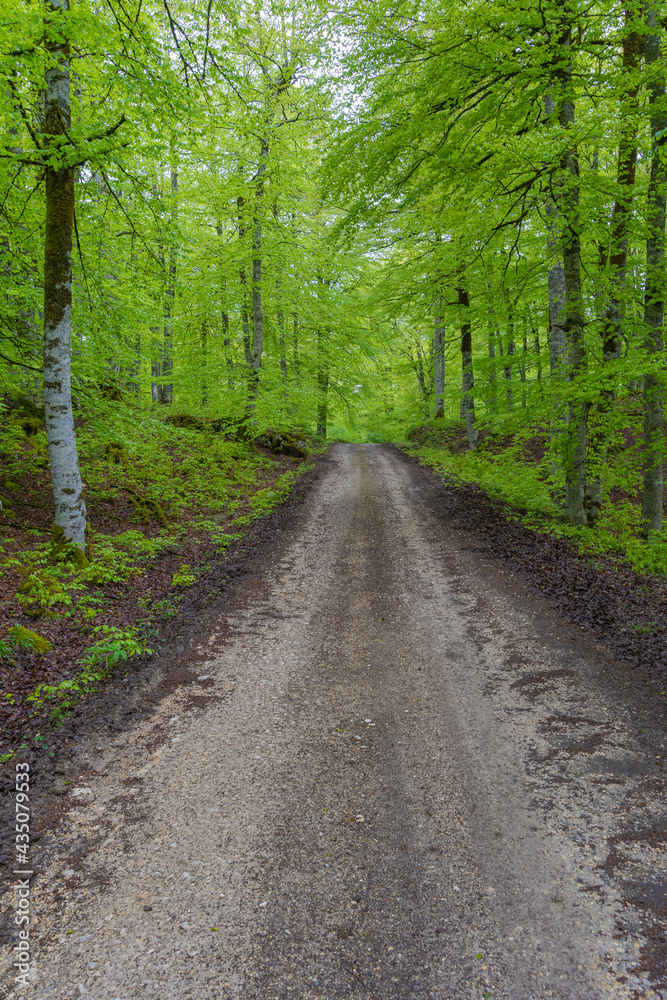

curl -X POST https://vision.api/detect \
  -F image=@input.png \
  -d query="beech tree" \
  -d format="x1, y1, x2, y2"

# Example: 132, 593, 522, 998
1, 0, 667, 548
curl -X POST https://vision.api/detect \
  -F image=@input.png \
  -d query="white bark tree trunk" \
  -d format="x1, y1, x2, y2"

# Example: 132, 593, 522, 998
42, 0, 88, 557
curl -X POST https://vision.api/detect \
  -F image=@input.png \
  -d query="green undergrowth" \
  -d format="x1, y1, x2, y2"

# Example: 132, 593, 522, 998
406, 420, 667, 577
0, 400, 313, 737
26, 625, 154, 723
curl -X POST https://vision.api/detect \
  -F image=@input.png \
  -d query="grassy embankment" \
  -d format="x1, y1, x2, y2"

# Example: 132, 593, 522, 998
403, 417, 667, 577
0, 398, 315, 758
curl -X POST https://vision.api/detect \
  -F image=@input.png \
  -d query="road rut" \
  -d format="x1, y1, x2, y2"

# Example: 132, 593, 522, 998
3, 443, 667, 999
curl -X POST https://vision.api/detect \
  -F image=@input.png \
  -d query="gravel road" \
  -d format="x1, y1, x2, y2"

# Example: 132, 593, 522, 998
3, 443, 667, 999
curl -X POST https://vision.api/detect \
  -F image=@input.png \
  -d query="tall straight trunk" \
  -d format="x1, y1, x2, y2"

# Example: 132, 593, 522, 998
544, 94, 570, 509
201, 318, 208, 407
272, 205, 288, 399
602, 9, 643, 364
292, 311, 300, 384
504, 303, 515, 413
485, 264, 499, 412
42, 0, 88, 556
488, 329, 497, 411
160, 167, 177, 406
237, 182, 252, 366
521, 331, 528, 409
458, 279, 478, 450
414, 336, 428, 408
642, 2, 666, 534
316, 327, 329, 438
588, 9, 643, 515
544, 95, 568, 373
534, 329, 543, 383
247, 139, 269, 417
219, 275, 233, 391
277, 297, 288, 398
433, 293, 445, 418
553, 13, 588, 526
317, 364, 329, 438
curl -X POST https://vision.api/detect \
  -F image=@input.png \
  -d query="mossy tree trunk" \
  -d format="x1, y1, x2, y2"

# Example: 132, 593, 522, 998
642, 1, 666, 534
433, 293, 445, 418
247, 137, 269, 417
237, 178, 252, 366
458, 277, 478, 451
553, 9, 588, 526
42, 0, 87, 552
160, 167, 177, 405
414, 336, 428, 413
588, 9, 643, 517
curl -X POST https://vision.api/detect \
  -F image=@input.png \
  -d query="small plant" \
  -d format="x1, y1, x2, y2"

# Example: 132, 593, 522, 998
26, 626, 153, 722
79, 625, 154, 671
172, 564, 196, 587
16, 568, 72, 612
149, 595, 181, 620
193, 520, 240, 552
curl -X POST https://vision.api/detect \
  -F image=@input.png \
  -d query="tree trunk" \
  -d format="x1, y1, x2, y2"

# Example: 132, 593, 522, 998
247, 139, 269, 418
237, 184, 252, 366
544, 94, 568, 376
316, 326, 329, 438
160, 168, 177, 406
317, 365, 329, 438
642, 2, 666, 534
273, 204, 288, 400
554, 13, 588, 526
277, 288, 288, 399
458, 279, 478, 451
433, 293, 445, 418
504, 302, 514, 413
201, 318, 208, 407
414, 337, 428, 410
42, 0, 88, 557
588, 9, 643, 516
292, 311, 300, 384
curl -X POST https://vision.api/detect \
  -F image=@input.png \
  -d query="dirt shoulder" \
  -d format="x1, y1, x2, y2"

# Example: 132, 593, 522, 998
0, 456, 327, 922
396, 445, 667, 693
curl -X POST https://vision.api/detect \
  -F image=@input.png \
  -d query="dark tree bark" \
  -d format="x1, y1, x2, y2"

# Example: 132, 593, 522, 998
237, 181, 252, 367
433, 294, 445, 418
458, 278, 478, 451
642, 2, 666, 534
588, 8, 643, 516
159, 168, 177, 405
553, 10, 588, 526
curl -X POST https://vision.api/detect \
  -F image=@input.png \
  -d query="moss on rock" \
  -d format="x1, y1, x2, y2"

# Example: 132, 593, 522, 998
165, 413, 204, 431
255, 428, 308, 459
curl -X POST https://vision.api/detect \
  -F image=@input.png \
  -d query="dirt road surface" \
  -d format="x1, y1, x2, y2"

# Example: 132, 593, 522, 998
3, 444, 667, 999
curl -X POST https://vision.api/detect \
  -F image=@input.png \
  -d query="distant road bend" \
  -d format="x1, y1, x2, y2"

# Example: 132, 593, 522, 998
9, 443, 667, 999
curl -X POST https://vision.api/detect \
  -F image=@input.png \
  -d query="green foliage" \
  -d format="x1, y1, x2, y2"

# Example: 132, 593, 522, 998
237, 470, 304, 525
7, 626, 51, 655
172, 564, 196, 587
26, 626, 153, 723
193, 521, 240, 552
413, 438, 667, 578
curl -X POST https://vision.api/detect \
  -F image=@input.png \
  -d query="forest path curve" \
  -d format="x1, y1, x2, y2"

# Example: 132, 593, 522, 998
4, 443, 667, 1000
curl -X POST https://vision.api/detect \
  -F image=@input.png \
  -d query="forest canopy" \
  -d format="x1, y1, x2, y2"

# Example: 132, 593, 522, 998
2, 0, 667, 551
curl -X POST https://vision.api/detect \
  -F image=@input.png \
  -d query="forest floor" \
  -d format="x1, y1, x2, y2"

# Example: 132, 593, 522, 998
2, 443, 667, 999
0, 399, 313, 759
